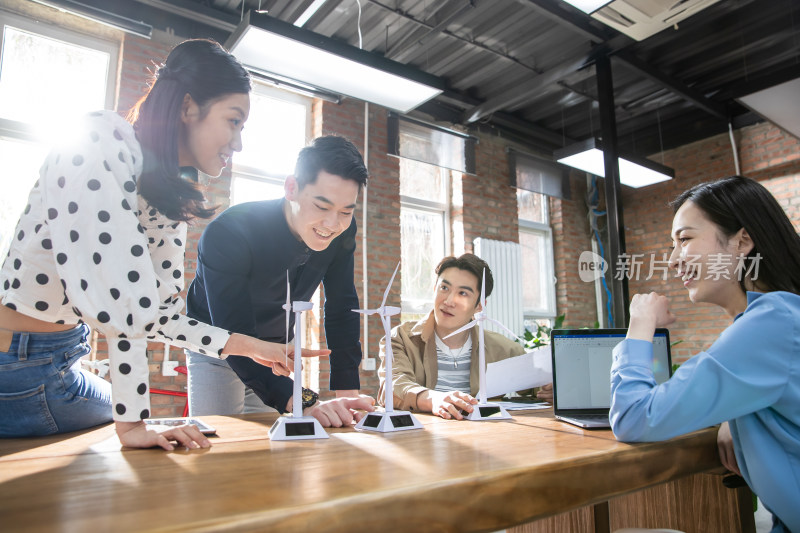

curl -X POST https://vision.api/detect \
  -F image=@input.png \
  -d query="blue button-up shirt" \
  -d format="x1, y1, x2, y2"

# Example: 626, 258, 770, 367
187, 198, 362, 411
610, 291, 800, 532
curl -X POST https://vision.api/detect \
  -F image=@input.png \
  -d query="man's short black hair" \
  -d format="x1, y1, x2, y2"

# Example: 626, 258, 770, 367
294, 135, 368, 189
435, 253, 493, 301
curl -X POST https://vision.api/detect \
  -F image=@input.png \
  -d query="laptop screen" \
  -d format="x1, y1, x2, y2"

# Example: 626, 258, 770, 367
551, 329, 672, 412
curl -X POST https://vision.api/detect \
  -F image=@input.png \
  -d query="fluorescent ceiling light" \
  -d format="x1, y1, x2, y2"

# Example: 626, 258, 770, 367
560, 0, 614, 14
294, 0, 328, 27
554, 138, 674, 188
226, 11, 444, 114
737, 77, 800, 141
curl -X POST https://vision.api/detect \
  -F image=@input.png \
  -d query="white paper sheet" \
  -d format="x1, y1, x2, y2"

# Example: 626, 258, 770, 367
478, 346, 552, 399
485, 400, 551, 411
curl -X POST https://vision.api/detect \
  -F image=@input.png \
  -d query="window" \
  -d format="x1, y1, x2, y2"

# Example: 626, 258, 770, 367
400, 158, 449, 320
518, 189, 556, 329
227, 83, 315, 387
0, 11, 117, 257
230, 83, 311, 205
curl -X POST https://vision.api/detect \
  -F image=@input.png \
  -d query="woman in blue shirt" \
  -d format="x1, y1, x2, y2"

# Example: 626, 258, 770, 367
610, 176, 800, 532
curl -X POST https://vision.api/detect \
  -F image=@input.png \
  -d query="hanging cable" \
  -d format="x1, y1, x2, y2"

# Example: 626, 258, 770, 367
656, 108, 666, 166
587, 175, 614, 327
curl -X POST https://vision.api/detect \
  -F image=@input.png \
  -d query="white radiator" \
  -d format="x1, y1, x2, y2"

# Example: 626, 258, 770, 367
473, 238, 524, 340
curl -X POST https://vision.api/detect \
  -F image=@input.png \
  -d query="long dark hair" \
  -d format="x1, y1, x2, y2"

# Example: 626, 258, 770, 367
127, 39, 251, 221
672, 175, 800, 295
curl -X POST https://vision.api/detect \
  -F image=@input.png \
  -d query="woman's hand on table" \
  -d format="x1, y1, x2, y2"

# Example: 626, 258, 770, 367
115, 421, 210, 451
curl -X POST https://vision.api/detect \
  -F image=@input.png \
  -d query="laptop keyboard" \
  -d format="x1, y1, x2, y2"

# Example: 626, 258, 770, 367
579, 414, 609, 420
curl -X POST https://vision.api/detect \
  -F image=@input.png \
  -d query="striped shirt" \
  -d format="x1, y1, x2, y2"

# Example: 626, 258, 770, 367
434, 333, 472, 392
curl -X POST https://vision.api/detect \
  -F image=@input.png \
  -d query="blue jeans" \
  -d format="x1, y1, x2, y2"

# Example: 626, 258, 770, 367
0, 324, 112, 437
186, 350, 275, 416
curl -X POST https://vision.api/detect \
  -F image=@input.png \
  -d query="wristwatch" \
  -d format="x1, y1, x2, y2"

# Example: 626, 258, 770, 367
301, 387, 319, 410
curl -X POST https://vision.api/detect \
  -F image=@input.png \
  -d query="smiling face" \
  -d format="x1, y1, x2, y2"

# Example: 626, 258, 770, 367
178, 92, 249, 177
669, 200, 751, 316
432, 267, 482, 338
283, 170, 360, 251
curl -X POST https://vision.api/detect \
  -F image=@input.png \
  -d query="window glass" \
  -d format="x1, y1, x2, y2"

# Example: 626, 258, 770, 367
0, 26, 109, 129
519, 229, 550, 314
518, 189, 556, 320
517, 189, 547, 224
231, 176, 285, 205
0, 19, 114, 256
0, 137, 48, 256
234, 89, 308, 177
393, 118, 471, 174
230, 84, 310, 206
399, 155, 446, 202
400, 207, 445, 316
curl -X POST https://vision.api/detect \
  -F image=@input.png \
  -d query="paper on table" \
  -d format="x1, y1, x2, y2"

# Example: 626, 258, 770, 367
478, 346, 552, 399
488, 400, 551, 411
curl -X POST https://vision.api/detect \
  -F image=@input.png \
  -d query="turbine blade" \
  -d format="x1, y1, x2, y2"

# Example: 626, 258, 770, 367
485, 318, 523, 342
481, 267, 487, 309
381, 261, 401, 308
443, 320, 477, 340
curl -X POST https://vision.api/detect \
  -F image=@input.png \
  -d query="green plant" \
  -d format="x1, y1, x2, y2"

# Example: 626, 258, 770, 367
520, 314, 565, 351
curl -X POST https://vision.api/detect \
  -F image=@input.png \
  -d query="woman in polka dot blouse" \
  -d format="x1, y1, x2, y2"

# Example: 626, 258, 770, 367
0, 39, 325, 450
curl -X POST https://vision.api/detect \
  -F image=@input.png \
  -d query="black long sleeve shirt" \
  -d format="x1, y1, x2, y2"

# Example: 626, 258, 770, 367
186, 198, 362, 411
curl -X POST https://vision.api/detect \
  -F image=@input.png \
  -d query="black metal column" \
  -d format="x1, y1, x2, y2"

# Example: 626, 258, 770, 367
596, 53, 630, 327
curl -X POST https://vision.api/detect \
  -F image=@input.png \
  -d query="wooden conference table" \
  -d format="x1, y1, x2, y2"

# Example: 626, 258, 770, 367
0, 408, 754, 533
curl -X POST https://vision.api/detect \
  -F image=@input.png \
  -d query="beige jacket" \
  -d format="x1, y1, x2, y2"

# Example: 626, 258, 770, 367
377, 311, 526, 410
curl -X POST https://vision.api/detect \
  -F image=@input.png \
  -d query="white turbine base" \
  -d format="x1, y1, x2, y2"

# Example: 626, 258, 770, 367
269, 415, 329, 440
466, 402, 512, 421
355, 409, 424, 433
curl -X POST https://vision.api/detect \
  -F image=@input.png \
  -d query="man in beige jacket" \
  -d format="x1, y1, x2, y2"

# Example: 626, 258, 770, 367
378, 254, 549, 420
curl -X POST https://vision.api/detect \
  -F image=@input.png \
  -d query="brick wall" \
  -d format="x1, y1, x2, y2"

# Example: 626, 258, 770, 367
550, 172, 600, 328
462, 134, 520, 249
623, 122, 800, 363
311, 98, 397, 399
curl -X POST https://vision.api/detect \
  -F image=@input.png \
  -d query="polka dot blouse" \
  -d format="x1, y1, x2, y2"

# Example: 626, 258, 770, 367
0, 111, 231, 422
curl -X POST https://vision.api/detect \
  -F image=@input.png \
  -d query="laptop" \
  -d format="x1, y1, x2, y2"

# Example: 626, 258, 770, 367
550, 328, 672, 429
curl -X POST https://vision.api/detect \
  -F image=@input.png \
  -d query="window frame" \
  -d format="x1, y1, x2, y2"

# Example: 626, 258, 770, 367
0, 9, 119, 142
399, 165, 451, 316
229, 81, 312, 205
518, 197, 557, 321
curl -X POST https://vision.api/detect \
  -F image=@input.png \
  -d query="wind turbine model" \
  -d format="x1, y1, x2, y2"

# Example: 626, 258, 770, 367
269, 271, 329, 440
353, 263, 423, 433
443, 268, 518, 421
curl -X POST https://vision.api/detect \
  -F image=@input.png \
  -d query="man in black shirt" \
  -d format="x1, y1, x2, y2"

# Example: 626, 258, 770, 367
186, 136, 374, 426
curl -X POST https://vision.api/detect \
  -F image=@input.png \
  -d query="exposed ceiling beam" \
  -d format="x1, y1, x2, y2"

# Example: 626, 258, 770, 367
133, 0, 239, 32
425, 88, 573, 149
367, 0, 543, 75
30, 0, 153, 37
613, 50, 728, 120
463, 53, 594, 123
505, 0, 732, 124
386, 0, 475, 59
